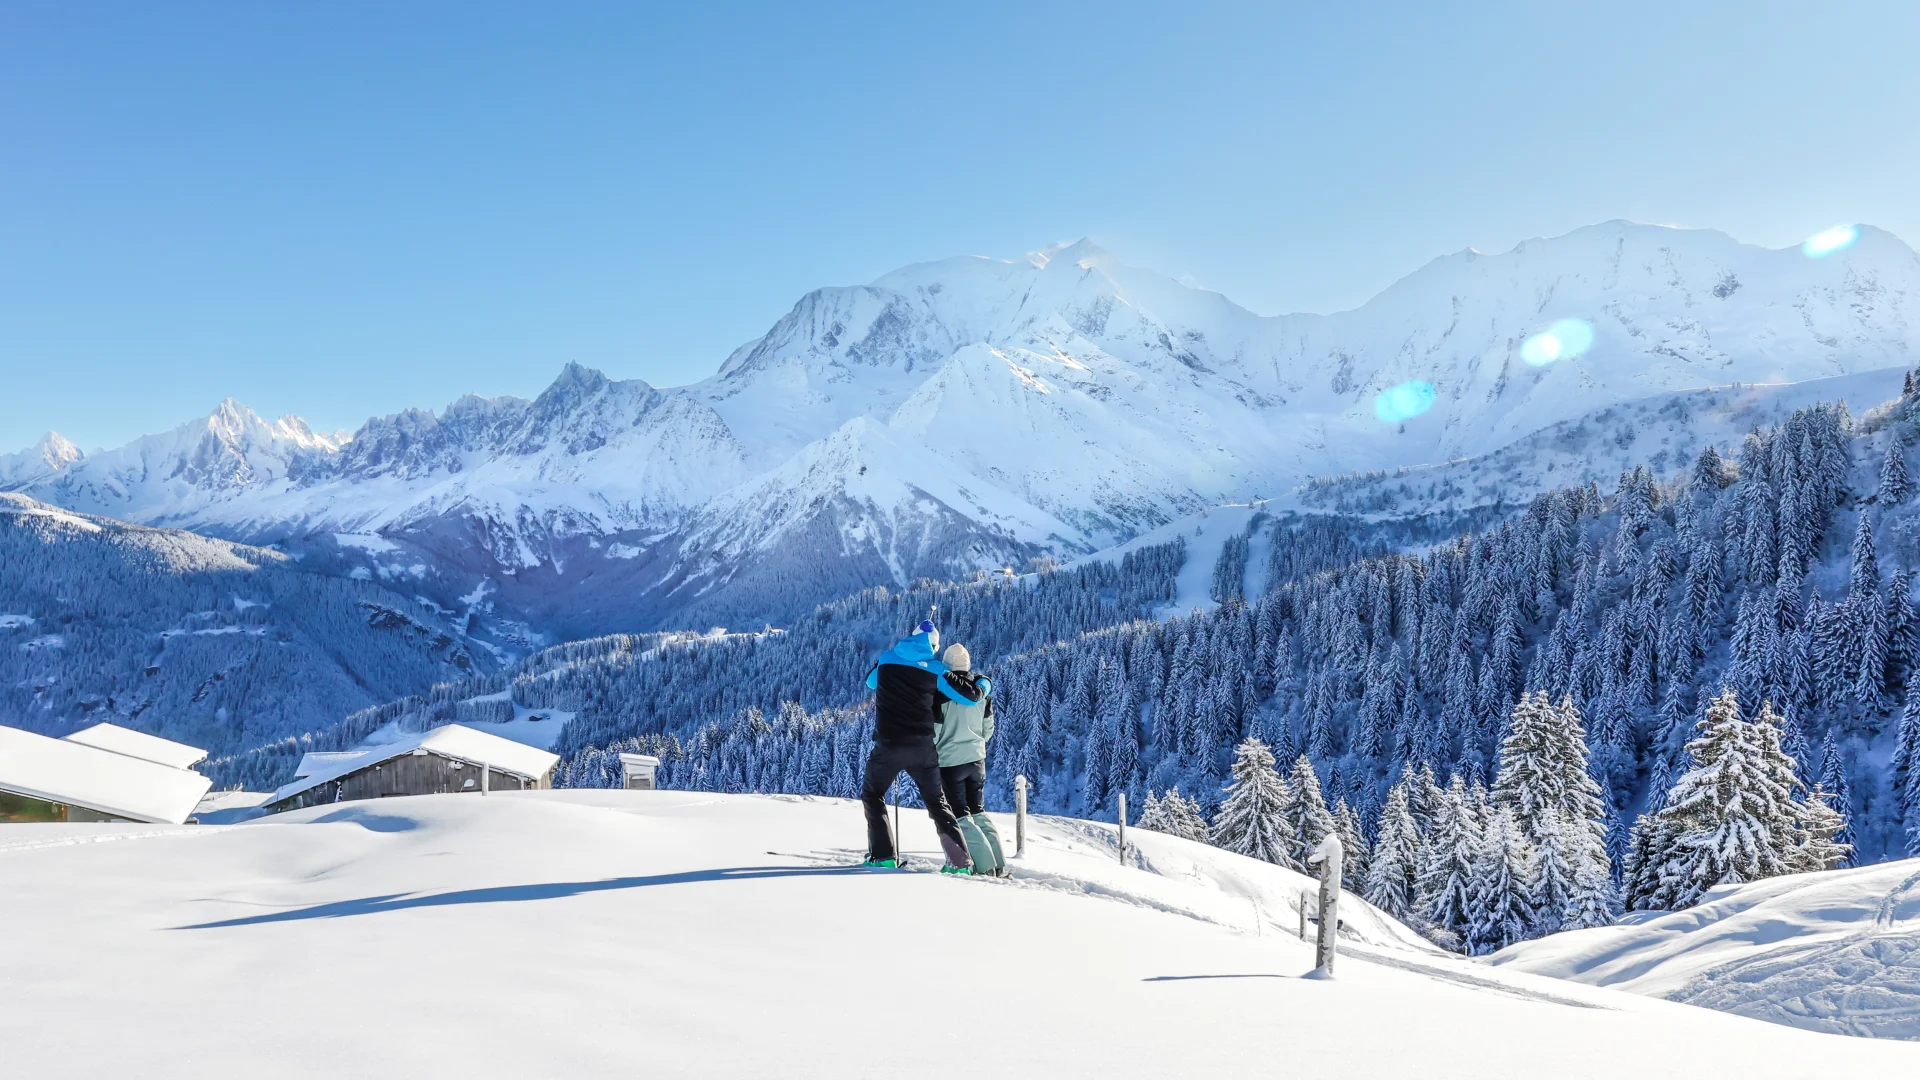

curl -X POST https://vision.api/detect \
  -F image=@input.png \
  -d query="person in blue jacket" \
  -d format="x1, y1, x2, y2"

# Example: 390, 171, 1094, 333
860, 620, 982, 871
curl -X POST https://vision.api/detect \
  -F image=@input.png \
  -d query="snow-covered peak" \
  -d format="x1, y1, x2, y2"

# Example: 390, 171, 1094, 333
14, 221, 1920, 633
0, 431, 84, 486
1027, 237, 1116, 271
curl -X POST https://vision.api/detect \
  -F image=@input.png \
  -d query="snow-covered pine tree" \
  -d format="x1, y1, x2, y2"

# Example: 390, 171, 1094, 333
1333, 799, 1369, 891
1654, 690, 1801, 908
1789, 783, 1853, 872
1489, 691, 1614, 931
1363, 779, 1421, 921
1880, 440, 1912, 505
1418, 776, 1482, 949
1816, 732, 1858, 866
1164, 787, 1211, 844
1281, 753, 1338, 869
1465, 808, 1537, 956
1528, 809, 1579, 936
1135, 789, 1168, 832
1210, 738, 1292, 865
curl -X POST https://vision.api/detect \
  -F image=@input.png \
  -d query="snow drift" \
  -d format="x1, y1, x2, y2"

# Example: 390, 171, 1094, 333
1489, 859, 1920, 1039
2, 791, 1916, 1077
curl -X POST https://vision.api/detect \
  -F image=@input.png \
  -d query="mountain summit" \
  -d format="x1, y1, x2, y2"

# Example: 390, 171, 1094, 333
7, 222, 1919, 635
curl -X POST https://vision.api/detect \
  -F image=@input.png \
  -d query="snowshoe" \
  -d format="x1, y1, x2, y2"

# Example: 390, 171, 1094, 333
860, 857, 901, 869
939, 864, 973, 875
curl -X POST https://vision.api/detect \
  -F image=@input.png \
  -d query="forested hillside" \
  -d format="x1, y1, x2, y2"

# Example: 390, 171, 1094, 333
577, 382, 1920, 903
208, 540, 1198, 787
0, 494, 490, 762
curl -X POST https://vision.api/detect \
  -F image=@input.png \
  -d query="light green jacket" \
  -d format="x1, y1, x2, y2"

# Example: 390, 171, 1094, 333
934, 678, 994, 767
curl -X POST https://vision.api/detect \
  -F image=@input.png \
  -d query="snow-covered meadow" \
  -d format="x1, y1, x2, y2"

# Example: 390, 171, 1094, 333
4, 791, 1916, 1077
1491, 858, 1920, 1039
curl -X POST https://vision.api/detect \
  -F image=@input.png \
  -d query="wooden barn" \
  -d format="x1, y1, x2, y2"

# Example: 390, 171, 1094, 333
0, 722, 213, 824
266, 724, 560, 813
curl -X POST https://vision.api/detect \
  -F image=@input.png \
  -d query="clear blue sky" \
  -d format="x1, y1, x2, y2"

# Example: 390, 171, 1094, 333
4, 2, 1918, 451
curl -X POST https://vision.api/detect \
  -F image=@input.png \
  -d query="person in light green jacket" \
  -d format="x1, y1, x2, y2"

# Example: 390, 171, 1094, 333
933, 643, 1008, 877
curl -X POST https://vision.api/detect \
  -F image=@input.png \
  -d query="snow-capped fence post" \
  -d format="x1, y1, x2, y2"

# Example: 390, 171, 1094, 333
481, 761, 490, 796
1307, 833, 1344, 977
1014, 775, 1028, 858
1117, 793, 1127, 865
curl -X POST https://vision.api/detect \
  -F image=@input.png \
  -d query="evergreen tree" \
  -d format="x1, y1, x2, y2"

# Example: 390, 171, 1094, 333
1333, 799, 1369, 892
1489, 692, 1614, 929
1280, 754, 1339, 869
1159, 786, 1212, 843
1789, 783, 1853, 872
1465, 808, 1537, 956
1528, 809, 1579, 936
1418, 776, 1482, 948
1211, 738, 1292, 866
1363, 780, 1421, 920
1880, 441, 1912, 504
1850, 512, 1880, 602
1654, 691, 1802, 907
1816, 732, 1858, 867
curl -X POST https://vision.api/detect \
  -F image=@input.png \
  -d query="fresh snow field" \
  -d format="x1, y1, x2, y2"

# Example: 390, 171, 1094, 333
5, 792, 1916, 1077
1490, 860, 1920, 1040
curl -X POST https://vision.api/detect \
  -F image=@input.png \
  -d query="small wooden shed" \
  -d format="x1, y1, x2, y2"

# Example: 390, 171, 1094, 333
619, 753, 661, 790
266, 724, 560, 813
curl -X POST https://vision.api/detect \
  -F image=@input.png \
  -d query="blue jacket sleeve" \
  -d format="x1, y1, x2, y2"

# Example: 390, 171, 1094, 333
865, 664, 879, 691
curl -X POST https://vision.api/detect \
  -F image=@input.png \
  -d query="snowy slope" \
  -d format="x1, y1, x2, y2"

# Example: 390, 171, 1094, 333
1290, 368, 1911, 515
12, 223, 1920, 633
2, 791, 1913, 1078
1488, 860, 1920, 1040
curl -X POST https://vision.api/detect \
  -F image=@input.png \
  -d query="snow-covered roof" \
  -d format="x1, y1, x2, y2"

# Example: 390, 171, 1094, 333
271, 724, 560, 804
294, 750, 372, 778
62, 722, 209, 770
0, 725, 213, 824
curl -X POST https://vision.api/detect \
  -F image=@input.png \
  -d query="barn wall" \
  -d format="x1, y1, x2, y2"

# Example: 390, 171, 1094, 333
338, 754, 535, 802
272, 752, 554, 812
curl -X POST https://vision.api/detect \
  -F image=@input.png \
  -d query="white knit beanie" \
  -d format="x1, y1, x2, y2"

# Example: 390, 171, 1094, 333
942, 643, 971, 672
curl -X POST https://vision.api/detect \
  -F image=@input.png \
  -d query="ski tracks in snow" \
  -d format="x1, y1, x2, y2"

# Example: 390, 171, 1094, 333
1666, 866, 1920, 1040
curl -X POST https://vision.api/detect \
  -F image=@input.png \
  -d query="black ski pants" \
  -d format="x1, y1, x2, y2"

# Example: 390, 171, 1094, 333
939, 759, 986, 817
860, 743, 972, 868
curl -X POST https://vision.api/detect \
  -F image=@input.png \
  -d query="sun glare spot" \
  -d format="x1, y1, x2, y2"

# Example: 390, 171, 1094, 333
1802, 224, 1859, 258
1375, 381, 1436, 424
1521, 318, 1594, 367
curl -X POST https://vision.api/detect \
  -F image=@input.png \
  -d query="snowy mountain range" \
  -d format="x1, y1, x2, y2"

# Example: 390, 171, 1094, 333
8, 221, 1920, 637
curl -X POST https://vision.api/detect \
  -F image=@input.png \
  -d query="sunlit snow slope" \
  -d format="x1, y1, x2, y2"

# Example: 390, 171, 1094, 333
1489, 860, 1920, 1040
2, 792, 1914, 1078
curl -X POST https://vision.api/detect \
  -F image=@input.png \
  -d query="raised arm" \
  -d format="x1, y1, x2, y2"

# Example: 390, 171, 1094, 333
937, 671, 982, 705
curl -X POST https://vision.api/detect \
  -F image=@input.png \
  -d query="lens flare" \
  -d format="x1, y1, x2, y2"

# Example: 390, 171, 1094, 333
1802, 224, 1859, 258
1375, 380, 1436, 424
1521, 318, 1594, 367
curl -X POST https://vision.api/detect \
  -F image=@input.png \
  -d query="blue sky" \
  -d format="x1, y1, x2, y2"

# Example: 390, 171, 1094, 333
4, 2, 1918, 451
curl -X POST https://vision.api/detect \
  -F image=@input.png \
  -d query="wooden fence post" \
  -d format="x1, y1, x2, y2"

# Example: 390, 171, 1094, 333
1117, 792, 1127, 865
1307, 834, 1344, 977
1014, 775, 1028, 859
